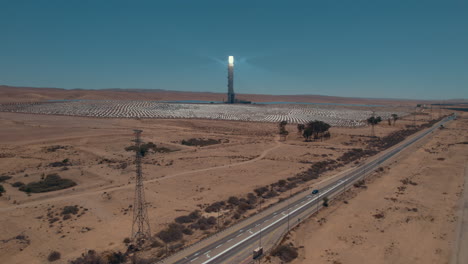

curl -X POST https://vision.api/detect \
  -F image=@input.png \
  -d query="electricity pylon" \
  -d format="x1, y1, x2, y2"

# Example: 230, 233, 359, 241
131, 129, 151, 244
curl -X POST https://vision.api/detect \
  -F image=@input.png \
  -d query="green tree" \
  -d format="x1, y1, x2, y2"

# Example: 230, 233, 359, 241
297, 124, 305, 135
279, 121, 289, 140
279, 121, 288, 135
391, 114, 399, 125
367, 116, 382, 136
302, 120, 331, 141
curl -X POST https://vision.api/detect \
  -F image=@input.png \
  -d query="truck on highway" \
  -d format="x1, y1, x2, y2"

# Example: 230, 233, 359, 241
253, 247, 263, 259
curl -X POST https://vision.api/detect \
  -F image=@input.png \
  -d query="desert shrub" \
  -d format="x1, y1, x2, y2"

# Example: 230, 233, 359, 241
11, 181, 25, 187
123, 237, 131, 244
182, 228, 193, 235
207, 216, 217, 225
353, 180, 366, 188
272, 245, 298, 262
19, 174, 76, 193
189, 222, 200, 229
285, 182, 297, 190
150, 240, 163, 248
106, 251, 126, 264
188, 210, 201, 220
278, 180, 287, 187
157, 223, 184, 243
338, 148, 378, 164
322, 197, 329, 207
0, 184, 4, 196
175, 215, 195, 224
0, 175, 12, 182
254, 186, 269, 196
228, 196, 240, 205
373, 212, 385, 219
63, 214, 72, 220
70, 250, 105, 264
368, 126, 432, 151
401, 178, 418, 186
181, 138, 221, 147
49, 217, 60, 224
232, 213, 241, 219
155, 146, 172, 153
238, 202, 253, 211
45, 145, 67, 152
247, 193, 257, 205
264, 190, 278, 198
169, 243, 184, 251
62, 205, 79, 215
205, 201, 225, 213
47, 251, 61, 262
48, 161, 68, 167
192, 216, 216, 230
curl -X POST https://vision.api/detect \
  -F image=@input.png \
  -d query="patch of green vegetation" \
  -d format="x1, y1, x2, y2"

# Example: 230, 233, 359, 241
19, 174, 76, 193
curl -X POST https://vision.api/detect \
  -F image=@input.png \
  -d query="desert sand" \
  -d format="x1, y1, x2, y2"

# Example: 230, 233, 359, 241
267, 112, 467, 264
0, 87, 463, 264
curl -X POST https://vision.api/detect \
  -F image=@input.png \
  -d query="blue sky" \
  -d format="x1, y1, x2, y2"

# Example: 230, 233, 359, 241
1, 0, 467, 99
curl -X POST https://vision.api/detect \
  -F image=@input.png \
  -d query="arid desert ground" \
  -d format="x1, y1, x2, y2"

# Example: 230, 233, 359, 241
0, 88, 466, 264
266, 112, 468, 264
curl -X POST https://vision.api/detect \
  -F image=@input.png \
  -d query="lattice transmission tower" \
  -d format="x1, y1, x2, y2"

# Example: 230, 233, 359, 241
131, 129, 151, 243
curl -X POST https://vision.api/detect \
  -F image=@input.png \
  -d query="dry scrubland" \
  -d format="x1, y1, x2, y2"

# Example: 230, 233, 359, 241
266, 112, 467, 264
0, 102, 455, 264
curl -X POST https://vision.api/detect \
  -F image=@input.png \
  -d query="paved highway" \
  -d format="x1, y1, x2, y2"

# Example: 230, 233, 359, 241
161, 115, 454, 264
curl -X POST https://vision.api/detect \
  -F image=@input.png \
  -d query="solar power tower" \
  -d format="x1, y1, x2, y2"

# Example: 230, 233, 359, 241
227, 55, 235, 103
131, 129, 151, 243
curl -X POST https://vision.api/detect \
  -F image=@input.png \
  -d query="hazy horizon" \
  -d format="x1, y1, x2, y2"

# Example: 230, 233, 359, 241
2, 84, 467, 102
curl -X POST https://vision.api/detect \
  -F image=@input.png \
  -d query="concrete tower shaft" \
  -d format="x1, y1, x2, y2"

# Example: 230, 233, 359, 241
227, 56, 235, 104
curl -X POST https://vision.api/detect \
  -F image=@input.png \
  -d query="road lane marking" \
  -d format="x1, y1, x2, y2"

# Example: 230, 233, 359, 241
227, 239, 232, 242
201, 187, 333, 264
190, 257, 199, 262
216, 244, 223, 248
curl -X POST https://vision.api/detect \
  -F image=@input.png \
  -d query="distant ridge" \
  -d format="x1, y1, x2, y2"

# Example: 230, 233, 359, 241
1, 85, 466, 105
